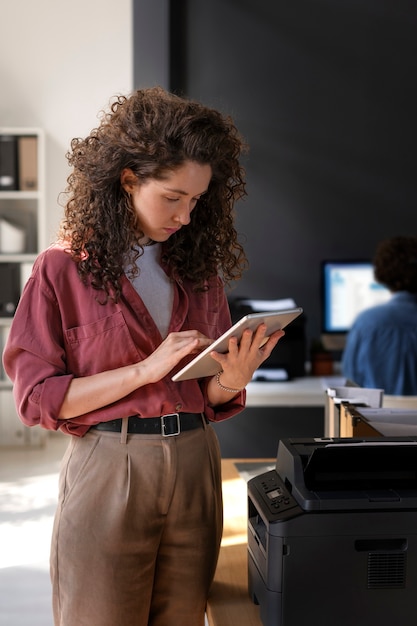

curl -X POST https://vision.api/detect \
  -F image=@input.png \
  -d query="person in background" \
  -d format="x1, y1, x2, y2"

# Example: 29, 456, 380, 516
342, 235, 417, 395
2, 87, 284, 626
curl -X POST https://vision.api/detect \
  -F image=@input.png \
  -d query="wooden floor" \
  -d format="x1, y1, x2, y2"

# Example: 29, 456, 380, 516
207, 459, 273, 626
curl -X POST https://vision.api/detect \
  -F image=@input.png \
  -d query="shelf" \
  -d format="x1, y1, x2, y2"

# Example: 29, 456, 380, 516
0, 128, 45, 446
0, 190, 42, 200
0, 254, 37, 263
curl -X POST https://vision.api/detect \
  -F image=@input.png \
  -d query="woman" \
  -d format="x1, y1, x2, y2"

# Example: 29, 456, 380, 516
3, 87, 283, 625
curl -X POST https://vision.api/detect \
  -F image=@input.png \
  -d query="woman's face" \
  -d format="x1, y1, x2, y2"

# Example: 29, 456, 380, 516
121, 161, 212, 242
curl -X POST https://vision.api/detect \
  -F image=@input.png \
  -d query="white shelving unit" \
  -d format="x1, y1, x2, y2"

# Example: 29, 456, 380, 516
0, 127, 47, 446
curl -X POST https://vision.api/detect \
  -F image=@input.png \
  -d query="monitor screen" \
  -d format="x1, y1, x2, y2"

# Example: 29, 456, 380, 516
321, 260, 391, 334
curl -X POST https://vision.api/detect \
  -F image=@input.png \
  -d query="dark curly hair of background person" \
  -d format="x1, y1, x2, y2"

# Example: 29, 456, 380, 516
374, 235, 417, 293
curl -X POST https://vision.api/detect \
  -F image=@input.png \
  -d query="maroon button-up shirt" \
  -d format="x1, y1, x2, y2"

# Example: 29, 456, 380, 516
3, 244, 245, 437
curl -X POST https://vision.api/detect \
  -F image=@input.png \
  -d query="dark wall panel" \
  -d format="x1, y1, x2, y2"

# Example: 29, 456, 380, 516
169, 0, 417, 346
212, 406, 324, 458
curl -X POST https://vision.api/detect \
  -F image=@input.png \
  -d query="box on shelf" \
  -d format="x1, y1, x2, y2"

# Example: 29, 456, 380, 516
0, 217, 26, 253
0, 135, 18, 191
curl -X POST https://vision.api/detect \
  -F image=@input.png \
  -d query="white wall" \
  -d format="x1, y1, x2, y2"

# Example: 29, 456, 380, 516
0, 0, 133, 245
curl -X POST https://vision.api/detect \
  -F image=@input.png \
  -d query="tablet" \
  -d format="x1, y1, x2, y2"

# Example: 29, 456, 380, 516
171, 306, 303, 382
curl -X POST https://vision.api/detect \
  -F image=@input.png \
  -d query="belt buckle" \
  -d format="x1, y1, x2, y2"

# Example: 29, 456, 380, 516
161, 413, 180, 437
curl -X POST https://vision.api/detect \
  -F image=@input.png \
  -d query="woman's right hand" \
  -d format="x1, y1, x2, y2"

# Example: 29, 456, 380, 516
137, 330, 213, 384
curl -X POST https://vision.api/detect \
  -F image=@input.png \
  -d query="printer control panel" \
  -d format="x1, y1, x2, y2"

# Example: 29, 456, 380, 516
254, 469, 299, 517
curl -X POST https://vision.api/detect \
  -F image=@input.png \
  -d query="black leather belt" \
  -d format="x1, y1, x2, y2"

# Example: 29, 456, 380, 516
91, 413, 204, 437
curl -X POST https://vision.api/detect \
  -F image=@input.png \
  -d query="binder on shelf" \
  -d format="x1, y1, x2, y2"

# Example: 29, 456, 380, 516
0, 135, 18, 190
0, 263, 21, 316
18, 135, 38, 191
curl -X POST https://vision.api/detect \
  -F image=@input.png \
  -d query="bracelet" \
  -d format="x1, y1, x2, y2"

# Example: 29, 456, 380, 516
215, 371, 244, 394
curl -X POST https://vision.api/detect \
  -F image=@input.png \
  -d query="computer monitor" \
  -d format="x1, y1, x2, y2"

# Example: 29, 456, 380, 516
321, 260, 391, 346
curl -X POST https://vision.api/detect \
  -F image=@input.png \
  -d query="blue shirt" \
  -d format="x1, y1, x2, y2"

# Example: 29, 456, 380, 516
341, 292, 417, 395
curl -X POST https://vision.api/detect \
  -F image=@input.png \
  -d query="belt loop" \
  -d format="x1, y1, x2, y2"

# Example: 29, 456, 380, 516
120, 416, 129, 444
201, 412, 208, 430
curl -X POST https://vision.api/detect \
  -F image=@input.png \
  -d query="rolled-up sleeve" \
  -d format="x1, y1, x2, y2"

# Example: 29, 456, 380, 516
201, 377, 246, 423
3, 266, 74, 431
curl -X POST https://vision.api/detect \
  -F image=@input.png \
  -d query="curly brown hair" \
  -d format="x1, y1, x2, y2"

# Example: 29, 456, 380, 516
374, 235, 417, 293
59, 86, 248, 301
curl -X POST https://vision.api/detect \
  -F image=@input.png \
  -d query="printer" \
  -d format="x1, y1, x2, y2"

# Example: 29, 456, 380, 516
248, 437, 417, 626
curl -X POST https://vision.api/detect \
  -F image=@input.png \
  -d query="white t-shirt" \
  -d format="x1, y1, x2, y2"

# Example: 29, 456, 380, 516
127, 244, 174, 338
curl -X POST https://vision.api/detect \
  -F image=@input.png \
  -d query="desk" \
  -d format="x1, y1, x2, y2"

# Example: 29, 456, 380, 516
339, 402, 417, 438
207, 459, 270, 626
325, 395, 417, 437
212, 377, 336, 458
246, 377, 330, 407
339, 403, 383, 437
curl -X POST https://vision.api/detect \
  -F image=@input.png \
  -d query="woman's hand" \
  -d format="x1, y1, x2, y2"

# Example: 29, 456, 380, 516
206, 324, 285, 405
139, 330, 213, 384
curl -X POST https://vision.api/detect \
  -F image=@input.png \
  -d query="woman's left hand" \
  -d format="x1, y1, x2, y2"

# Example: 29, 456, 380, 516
208, 323, 285, 397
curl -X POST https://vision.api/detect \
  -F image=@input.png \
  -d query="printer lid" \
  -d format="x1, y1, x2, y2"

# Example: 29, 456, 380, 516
276, 437, 417, 511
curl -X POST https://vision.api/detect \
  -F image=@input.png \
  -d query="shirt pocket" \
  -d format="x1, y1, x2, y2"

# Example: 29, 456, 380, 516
185, 278, 223, 339
65, 311, 140, 376
186, 309, 219, 339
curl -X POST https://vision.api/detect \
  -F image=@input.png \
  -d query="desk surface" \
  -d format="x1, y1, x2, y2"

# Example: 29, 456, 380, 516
207, 459, 272, 626
246, 375, 346, 407
246, 376, 417, 410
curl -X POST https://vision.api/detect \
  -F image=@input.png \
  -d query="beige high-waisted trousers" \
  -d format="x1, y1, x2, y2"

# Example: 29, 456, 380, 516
50, 418, 223, 626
